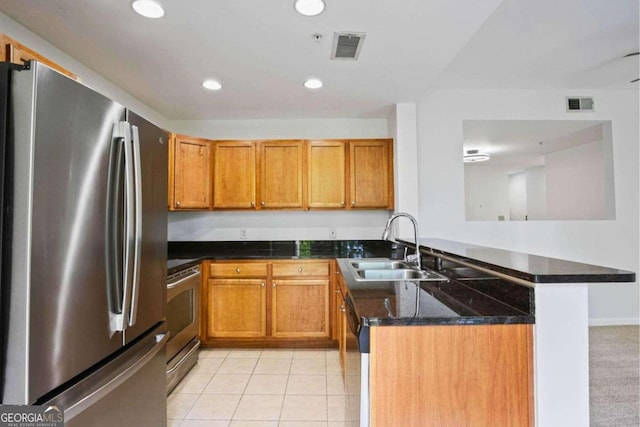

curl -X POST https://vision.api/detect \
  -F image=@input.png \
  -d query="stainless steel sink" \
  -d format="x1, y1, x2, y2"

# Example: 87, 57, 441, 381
356, 269, 444, 281
346, 259, 448, 282
350, 260, 413, 270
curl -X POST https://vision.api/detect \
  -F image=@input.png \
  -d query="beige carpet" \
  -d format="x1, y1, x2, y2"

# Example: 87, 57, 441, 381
589, 325, 640, 426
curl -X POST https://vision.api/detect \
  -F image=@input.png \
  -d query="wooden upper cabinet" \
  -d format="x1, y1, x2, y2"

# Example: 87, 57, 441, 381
213, 141, 256, 209
170, 135, 212, 210
1, 35, 77, 80
258, 140, 305, 209
166, 137, 394, 211
307, 140, 347, 209
349, 139, 393, 209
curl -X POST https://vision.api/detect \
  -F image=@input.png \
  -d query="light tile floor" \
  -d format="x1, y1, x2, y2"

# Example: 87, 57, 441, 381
168, 348, 354, 427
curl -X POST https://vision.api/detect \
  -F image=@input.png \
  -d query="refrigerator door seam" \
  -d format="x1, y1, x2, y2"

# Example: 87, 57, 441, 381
128, 125, 142, 327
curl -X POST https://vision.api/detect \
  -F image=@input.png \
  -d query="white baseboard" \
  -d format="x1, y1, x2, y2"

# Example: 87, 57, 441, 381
589, 317, 640, 326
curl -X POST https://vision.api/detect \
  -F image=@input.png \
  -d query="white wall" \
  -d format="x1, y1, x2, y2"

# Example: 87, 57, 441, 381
526, 165, 547, 220
168, 118, 388, 140
389, 103, 420, 237
166, 117, 392, 241
509, 171, 527, 220
416, 89, 639, 325
465, 164, 511, 220
0, 12, 167, 128
545, 140, 609, 220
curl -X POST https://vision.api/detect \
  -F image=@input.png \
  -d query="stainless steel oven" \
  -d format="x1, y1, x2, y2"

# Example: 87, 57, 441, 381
166, 265, 201, 393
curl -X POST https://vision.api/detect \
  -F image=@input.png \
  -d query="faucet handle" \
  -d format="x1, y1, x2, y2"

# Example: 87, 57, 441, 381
406, 253, 420, 267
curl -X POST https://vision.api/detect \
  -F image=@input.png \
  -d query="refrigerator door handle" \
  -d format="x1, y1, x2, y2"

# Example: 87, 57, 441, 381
110, 121, 135, 332
106, 127, 125, 333
59, 332, 168, 422
128, 125, 143, 326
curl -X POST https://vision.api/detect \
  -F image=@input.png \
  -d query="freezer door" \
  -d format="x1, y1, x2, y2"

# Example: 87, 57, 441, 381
124, 111, 167, 344
4, 63, 127, 403
45, 323, 168, 427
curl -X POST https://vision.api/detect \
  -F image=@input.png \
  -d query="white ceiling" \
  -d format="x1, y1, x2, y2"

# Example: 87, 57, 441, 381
0, 0, 637, 120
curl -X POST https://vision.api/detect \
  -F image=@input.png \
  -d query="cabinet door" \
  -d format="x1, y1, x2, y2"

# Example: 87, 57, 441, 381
213, 141, 256, 209
258, 140, 305, 209
172, 135, 212, 210
271, 279, 329, 338
207, 279, 266, 338
349, 140, 393, 209
307, 140, 347, 209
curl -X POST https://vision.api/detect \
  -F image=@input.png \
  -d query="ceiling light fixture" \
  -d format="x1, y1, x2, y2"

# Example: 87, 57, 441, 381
463, 149, 490, 163
202, 80, 222, 91
294, 0, 326, 16
132, 0, 165, 18
303, 78, 323, 89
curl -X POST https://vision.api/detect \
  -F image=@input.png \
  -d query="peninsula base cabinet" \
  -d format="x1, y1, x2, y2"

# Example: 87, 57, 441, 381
202, 260, 333, 347
368, 324, 534, 427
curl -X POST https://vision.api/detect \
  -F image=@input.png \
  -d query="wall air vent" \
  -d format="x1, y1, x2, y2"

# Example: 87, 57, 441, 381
566, 97, 594, 112
331, 32, 366, 60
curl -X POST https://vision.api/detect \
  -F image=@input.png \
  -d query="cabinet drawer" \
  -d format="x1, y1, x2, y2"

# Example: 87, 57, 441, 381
272, 261, 329, 277
209, 262, 268, 278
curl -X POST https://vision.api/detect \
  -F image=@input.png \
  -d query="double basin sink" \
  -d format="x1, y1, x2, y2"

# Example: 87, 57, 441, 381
348, 258, 448, 282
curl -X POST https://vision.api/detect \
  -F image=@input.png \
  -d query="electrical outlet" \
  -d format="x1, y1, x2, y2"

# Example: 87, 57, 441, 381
240, 229, 248, 239
329, 228, 336, 239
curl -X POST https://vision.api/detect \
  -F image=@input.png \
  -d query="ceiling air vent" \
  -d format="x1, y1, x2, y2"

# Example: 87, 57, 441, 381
566, 97, 594, 112
331, 32, 366, 60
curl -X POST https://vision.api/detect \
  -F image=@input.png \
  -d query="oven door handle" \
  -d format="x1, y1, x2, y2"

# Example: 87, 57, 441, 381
167, 271, 201, 290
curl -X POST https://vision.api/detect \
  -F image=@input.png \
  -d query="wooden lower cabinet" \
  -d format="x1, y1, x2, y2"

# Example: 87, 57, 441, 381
369, 324, 534, 427
271, 279, 328, 338
207, 279, 266, 337
203, 259, 333, 346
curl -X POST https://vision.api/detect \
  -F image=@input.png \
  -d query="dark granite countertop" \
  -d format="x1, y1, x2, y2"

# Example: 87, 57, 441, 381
167, 258, 200, 276
413, 238, 636, 284
336, 258, 534, 327
169, 238, 635, 284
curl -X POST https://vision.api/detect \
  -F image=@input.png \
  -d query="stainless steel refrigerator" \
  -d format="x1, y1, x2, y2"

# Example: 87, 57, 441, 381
0, 61, 168, 426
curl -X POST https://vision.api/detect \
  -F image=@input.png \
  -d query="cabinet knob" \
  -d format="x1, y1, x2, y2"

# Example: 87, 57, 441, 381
176, 201, 181, 207
261, 282, 265, 287
339, 305, 346, 312
341, 201, 345, 206
351, 201, 356, 206
251, 201, 255, 207
261, 201, 265, 207
272, 282, 276, 288
236, 268, 241, 273
298, 267, 303, 272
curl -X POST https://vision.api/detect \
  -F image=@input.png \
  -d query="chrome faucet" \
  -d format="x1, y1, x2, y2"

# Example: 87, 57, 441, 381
381, 212, 422, 271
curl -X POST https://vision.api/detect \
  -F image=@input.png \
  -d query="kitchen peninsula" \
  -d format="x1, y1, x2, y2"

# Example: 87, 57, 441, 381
168, 238, 634, 427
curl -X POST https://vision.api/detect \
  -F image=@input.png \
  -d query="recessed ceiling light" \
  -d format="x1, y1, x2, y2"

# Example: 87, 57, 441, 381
303, 78, 323, 89
202, 80, 223, 91
132, 0, 165, 18
294, 0, 326, 16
